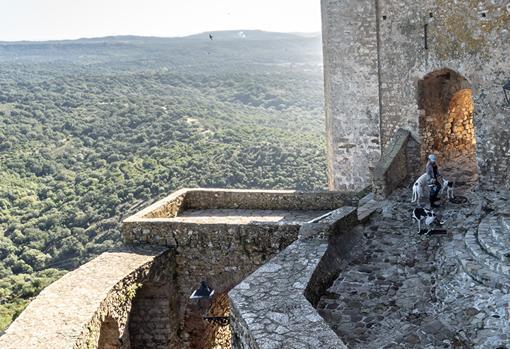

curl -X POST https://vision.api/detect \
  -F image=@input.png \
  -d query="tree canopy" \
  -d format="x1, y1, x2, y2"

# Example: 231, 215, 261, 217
0, 31, 326, 331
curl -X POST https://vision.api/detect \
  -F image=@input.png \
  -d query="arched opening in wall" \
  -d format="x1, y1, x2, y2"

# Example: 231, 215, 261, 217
97, 316, 121, 349
418, 69, 478, 183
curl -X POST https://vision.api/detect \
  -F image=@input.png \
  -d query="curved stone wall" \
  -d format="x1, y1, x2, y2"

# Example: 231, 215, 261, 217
229, 206, 359, 348
0, 246, 170, 349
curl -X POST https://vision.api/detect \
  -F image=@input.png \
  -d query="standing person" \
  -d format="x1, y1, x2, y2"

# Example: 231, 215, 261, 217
426, 154, 441, 208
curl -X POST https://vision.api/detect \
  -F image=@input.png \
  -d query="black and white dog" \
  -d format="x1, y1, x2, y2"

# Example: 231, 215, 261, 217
440, 178, 454, 200
412, 207, 437, 234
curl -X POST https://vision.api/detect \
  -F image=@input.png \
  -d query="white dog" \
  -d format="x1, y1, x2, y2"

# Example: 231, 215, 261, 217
411, 173, 430, 203
440, 178, 454, 199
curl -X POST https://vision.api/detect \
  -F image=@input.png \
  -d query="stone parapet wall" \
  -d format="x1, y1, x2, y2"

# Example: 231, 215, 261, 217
298, 206, 358, 240
182, 189, 360, 211
229, 239, 348, 349
372, 129, 419, 199
229, 206, 360, 349
142, 190, 187, 218
129, 188, 362, 220
304, 208, 360, 306
0, 246, 170, 349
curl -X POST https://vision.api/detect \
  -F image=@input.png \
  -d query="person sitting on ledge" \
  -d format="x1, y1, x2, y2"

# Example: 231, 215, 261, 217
426, 154, 442, 208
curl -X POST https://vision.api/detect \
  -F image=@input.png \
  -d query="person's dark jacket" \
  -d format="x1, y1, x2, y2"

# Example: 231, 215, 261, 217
426, 161, 439, 181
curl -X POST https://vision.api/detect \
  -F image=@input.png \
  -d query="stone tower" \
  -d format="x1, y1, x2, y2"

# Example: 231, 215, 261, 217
322, 0, 510, 191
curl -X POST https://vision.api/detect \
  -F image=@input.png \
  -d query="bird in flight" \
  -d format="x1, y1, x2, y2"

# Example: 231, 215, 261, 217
209, 34, 213, 40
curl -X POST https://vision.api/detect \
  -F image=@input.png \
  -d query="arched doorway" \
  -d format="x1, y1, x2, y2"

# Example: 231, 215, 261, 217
97, 316, 121, 349
418, 69, 478, 182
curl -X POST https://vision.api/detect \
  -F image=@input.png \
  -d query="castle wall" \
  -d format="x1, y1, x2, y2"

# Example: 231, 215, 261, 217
377, 0, 509, 186
123, 218, 304, 348
321, 0, 381, 191
323, 0, 510, 189
0, 247, 171, 349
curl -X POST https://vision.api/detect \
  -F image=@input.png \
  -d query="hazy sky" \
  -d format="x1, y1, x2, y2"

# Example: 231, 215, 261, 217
0, 0, 322, 41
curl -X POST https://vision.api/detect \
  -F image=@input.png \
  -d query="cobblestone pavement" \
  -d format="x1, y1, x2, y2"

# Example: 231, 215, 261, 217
317, 186, 510, 349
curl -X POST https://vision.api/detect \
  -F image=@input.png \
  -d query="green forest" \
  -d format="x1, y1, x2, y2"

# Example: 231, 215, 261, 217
0, 30, 326, 331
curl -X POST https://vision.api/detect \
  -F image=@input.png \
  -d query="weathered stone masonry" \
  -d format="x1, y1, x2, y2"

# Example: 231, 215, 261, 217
323, 0, 510, 191
229, 206, 360, 349
322, 0, 381, 192
122, 188, 363, 348
0, 246, 172, 349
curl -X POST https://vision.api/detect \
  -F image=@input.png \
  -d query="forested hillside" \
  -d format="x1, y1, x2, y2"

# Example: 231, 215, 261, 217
0, 30, 326, 330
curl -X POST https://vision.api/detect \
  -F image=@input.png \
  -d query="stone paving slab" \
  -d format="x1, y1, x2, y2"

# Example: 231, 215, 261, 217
318, 187, 510, 349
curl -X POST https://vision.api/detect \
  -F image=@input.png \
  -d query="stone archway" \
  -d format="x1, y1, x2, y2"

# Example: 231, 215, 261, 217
97, 316, 121, 349
418, 68, 478, 180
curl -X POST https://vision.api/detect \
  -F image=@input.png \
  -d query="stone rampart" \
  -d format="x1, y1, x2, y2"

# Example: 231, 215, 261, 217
4, 189, 365, 349
122, 188, 362, 347
0, 246, 171, 349
229, 206, 359, 349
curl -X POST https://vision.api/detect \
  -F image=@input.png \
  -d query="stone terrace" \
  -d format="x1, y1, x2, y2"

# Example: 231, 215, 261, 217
317, 187, 510, 349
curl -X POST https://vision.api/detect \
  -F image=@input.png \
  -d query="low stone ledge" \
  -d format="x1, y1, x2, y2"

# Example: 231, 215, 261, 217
298, 206, 357, 240
304, 209, 361, 307
229, 238, 348, 349
0, 246, 169, 349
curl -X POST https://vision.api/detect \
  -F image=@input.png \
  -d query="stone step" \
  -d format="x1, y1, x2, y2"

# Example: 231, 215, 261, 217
464, 230, 510, 275
478, 217, 510, 262
456, 245, 510, 293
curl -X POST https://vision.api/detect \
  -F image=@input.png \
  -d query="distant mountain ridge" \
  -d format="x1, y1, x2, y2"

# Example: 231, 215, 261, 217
0, 30, 321, 45
0, 30, 323, 73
